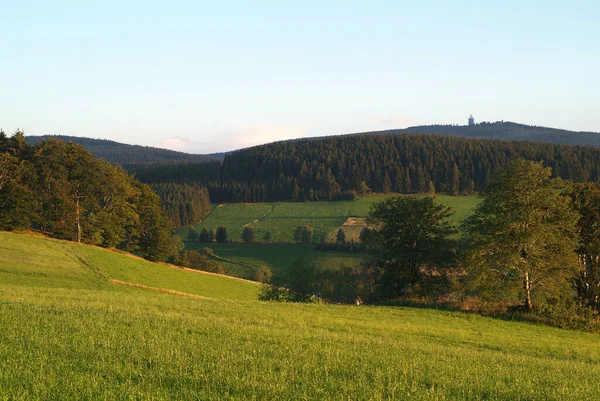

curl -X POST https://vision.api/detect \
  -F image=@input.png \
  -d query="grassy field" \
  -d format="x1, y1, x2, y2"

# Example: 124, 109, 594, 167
177, 194, 478, 245
0, 232, 258, 300
185, 242, 364, 278
2, 231, 600, 400
176, 195, 477, 278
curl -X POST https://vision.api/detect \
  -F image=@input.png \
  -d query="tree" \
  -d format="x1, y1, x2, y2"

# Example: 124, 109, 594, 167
286, 256, 315, 294
263, 231, 272, 243
571, 183, 600, 311
336, 228, 346, 243
215, 226, 227, 243
242, 225, 256, 243
294, 225, 313, 244
463, 160, 578, 311
199, 227, 209, 242
366, 196, 457, 299
187, 227, 199, 242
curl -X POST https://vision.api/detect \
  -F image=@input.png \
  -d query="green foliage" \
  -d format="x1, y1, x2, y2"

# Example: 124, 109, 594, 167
151, 183, 211, 227
571, 182, 600, 312
242, 225, 256, 243
336, 228, 346, 243
0, 135, 178, 262
293, 225, 313, 244
187, 227, 199, 242
367, 196, 458, 299
263, 230, 271, 243
284, 256, 316, 294
463, 160, 579, 311
251, 265, 273, 283
181, 250, 225, 274
199, 227, 209, 242
131, 131, 600, 203
215, 226, 228, 243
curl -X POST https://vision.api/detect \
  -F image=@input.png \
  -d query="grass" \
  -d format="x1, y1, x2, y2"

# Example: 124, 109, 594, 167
1, 231, 600, 399
0, 232, 258, 300
176, 203, 272, 242
177, 194, 479, 245
176, 195, 478, 277
185, 242, 364, 278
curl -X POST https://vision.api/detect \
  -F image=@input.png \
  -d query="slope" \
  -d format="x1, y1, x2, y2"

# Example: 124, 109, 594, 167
2, 232, 600, 399
0, 231, 258, 300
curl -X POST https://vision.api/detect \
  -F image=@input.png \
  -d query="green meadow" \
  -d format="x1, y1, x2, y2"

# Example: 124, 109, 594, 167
178, 194, 478, 244
1, 231, 600, 400
176, 195, 478, 278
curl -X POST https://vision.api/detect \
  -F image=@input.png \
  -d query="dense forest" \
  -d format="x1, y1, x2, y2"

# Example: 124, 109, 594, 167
25, 135, 223, 165
151, 183, 211, 227
129, 133, 600, 203
1, 131, 180, 261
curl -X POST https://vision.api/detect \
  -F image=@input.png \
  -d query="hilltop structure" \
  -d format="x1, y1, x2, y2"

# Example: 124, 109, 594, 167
468, 115, 475, 126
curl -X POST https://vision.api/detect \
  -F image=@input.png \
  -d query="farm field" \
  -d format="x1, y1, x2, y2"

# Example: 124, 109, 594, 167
177, 194, 478, 245
1, 231, 600, 400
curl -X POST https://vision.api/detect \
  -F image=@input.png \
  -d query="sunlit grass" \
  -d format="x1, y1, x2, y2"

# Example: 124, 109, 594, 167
1, 231, 599, 400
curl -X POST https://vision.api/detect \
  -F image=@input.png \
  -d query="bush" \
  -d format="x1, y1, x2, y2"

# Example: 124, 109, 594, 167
182, 250, 225, 274
257, 284, 320, 303
252, 265, 273, 283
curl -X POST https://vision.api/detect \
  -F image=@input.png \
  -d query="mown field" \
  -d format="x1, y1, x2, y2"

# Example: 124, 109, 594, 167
176, 194, 478, 244
1, 231, 600, 400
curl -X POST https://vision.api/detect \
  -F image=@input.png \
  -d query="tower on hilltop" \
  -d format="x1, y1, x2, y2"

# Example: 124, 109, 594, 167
468, 115, 475, 126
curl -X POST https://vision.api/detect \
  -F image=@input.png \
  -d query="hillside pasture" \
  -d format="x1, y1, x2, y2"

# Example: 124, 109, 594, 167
1, 232, 600, 399
179, 195, 478, 245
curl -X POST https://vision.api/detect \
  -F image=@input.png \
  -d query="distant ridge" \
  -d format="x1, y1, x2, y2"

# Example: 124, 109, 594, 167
356, 121, 600, 147
25, 135, 224, 165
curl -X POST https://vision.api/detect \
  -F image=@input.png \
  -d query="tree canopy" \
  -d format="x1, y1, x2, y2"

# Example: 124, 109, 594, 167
463, 160, 579, 310
366, 196, 457, 299
0, 132, 179, 261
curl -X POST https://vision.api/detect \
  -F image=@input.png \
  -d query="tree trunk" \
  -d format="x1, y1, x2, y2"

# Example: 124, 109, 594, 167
524, 271, 532, 311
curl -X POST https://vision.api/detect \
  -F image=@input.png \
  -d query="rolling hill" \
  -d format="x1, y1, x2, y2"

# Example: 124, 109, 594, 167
367, 121, 600, 146
1, 230, 600, 399
25, 135, 223, 165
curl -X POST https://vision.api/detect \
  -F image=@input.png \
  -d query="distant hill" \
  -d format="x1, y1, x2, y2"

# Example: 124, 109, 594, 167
25, 135, 224, 165
360, 121, 600, 147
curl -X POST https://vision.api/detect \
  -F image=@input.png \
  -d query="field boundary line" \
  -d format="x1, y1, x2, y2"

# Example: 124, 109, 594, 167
109, 279, 213, 299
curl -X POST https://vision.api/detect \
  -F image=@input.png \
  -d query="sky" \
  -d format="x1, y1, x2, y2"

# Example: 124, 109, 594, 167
1, 0, 598, 153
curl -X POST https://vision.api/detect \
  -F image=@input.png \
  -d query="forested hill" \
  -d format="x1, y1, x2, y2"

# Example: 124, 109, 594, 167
364, 121, 600, 147
25, 135, 223, 165
130, 133, 600, 203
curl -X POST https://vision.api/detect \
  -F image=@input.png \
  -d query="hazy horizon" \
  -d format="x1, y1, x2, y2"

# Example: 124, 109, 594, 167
2, 1, 598, 153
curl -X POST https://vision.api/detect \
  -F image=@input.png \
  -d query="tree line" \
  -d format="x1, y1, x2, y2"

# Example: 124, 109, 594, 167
262, 160, 600, 331
128, 133, 600, 204
0, 131, 180, 261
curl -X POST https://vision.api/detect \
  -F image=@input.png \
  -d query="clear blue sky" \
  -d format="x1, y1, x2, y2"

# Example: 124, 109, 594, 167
1, 0, 598, 153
